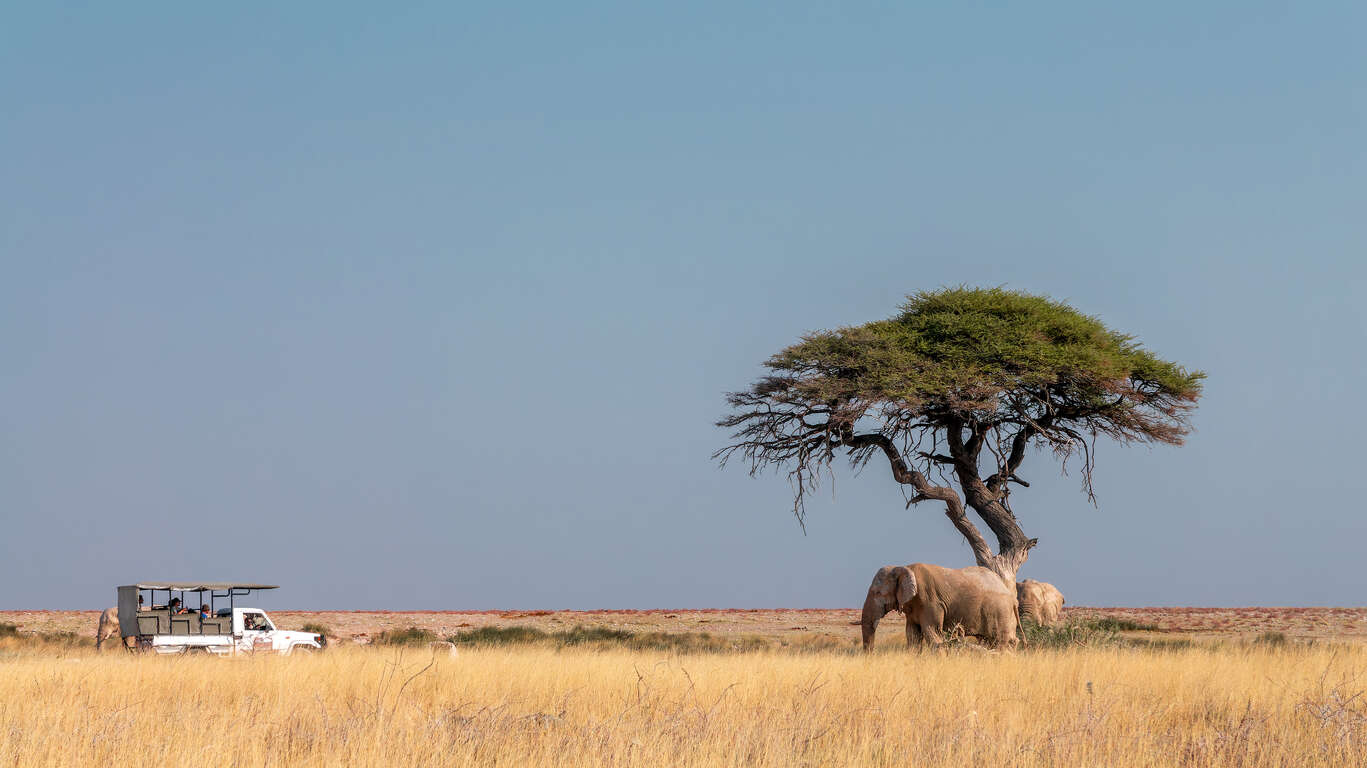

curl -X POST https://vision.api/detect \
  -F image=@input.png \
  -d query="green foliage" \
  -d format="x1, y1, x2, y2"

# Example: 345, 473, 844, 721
0, 623, 17, 638
298, 623, 331, 637
767, 287, 1202, 433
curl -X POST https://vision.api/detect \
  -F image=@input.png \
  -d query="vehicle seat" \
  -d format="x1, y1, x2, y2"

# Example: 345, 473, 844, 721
170, 612, 202, 636
137, 610, 170, 636
201, 617, 231, 634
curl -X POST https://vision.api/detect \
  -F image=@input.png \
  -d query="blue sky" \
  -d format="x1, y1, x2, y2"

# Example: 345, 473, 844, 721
3, 2, 1364, 608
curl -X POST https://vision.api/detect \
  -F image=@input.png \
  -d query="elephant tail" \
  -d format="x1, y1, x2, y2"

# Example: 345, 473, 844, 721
1014, 601, 1027, 649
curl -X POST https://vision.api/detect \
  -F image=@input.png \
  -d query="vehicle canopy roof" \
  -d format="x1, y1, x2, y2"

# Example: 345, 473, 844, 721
117, 583, 278, 636
121, 582, 279, 592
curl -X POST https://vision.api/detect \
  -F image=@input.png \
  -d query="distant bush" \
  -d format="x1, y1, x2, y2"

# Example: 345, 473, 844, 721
1020, 617, 1231, 653
375, 627, 440, 646
624, 630, 769, 653
1022, 620, 1120, 650
298, 623, 331, 637
558, 626, 634, 645
779, 634, 854, 654
450, 625, 550, 646
0, 629, 92, 648
1125, 636, 1201, 652
447, 624, 772, 654
1022, 618, 1175, 650
0, 623, 92, 648
1088, 617, 1160, 632
1252, 631, 1290, 648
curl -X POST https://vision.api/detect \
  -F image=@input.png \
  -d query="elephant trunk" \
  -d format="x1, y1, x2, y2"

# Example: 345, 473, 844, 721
860, 593, 885, 651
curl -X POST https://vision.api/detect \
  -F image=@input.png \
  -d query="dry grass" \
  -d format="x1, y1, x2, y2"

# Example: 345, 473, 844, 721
9, 606, 1367, 646
3, 642, 1367, 766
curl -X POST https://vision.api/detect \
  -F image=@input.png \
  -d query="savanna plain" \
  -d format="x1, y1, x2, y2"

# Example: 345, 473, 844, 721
3, 608, 1367, 767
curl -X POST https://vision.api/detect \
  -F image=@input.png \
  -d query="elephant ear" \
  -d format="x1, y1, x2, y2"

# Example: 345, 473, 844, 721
895, 566, 917, 609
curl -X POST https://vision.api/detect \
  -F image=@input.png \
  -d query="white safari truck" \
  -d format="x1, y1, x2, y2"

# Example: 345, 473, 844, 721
116, 582, 324, 655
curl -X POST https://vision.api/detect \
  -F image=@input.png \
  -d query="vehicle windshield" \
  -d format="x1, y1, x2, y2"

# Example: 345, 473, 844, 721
243, 612, 275, 632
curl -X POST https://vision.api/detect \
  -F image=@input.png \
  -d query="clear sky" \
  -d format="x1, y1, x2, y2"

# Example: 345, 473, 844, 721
3, 2, 1363, 609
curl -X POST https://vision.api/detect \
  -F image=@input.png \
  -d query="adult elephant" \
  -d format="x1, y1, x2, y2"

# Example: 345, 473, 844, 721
1017, 579, 1065, 626
861, 563, 1020, 651
95, 607, 135, 651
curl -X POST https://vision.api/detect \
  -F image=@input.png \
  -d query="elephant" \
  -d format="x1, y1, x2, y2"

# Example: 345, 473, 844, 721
95, 607, 135, 651
1016, 579, 1065, 626
861, 563, 1020, 651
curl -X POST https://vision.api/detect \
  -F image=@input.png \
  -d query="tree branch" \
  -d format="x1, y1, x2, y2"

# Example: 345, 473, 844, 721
917, 452, 957, 465
842, 431, 994, 566
986, 424, 1036, 495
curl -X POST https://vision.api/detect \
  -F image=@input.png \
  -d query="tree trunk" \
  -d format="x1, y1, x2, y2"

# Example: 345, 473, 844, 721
946, 422, 1036, 587
977, 548, 1029, 586
956, 485, 1033, 585
854, 426, 1036, 588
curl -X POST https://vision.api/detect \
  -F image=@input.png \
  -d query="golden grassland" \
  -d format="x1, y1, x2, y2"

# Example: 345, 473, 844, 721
2, 640, 1367, 767
10, 607, 1367, 644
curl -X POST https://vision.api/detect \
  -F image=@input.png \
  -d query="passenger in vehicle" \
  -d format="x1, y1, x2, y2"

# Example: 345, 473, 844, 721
198, 604, 211, 620
169, 598, 188, 615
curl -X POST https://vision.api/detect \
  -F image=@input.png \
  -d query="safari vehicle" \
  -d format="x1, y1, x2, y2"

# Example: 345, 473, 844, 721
116, 582, 324, 655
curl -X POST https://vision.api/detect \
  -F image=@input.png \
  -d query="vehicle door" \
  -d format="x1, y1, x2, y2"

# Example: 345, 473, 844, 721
237, 610, 278, 654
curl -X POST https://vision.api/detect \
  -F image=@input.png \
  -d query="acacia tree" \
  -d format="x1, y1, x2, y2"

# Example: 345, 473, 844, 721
715, 287, 1203, 584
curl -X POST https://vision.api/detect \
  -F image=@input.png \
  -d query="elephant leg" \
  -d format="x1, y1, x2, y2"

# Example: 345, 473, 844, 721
918, 608, 946, 648
904, 616, 924, 648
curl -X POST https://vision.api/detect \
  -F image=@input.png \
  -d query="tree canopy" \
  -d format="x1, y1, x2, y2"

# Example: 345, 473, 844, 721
716, 287, 1204, 581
